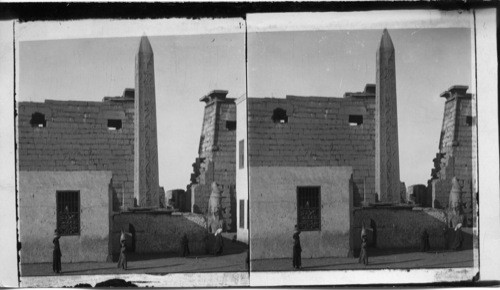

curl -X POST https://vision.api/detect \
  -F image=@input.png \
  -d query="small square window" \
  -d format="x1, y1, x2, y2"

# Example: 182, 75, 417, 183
108, 119, 122, 130
297, 186, 321, 231
349, 115, 363, 126
226, 120, 236, 131
272, 108, 288, 124
30, 112, 46, 128
466, 116, 472, 126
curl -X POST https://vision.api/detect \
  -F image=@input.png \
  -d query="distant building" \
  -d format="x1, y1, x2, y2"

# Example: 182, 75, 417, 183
428, 86, 474, 225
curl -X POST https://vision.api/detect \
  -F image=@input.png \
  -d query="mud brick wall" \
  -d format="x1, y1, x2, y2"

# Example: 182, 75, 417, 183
250, 166, 353, 259
18, 100, 135, 209
430, 88, 473, 217
192, 98, 237, 231
18, 171, 112, 264
111, 212, 208, 256
247, 95, 376, 206
352, 207, 447, 250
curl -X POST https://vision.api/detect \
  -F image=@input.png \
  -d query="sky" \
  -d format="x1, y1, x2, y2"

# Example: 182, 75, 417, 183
18, 20, 472, 191
19, 32, 246, 191
247, 28, 472, 187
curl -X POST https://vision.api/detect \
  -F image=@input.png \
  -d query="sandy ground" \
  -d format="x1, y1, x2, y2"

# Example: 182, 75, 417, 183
251, 248, 474, 271
19, 248, 474, 287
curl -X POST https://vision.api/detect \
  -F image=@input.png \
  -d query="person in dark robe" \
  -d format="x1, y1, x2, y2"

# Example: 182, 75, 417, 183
420, 229, 430, 252
359, 234, 368, 265
181, 233, 190, 257
442, 227, 450, 250
213, 228, 224, 256
52, 229, 62, 274
203, 232, 210, 254
451, 223, 464, 251
292, 225, 302, 270
117, 240, 127, 270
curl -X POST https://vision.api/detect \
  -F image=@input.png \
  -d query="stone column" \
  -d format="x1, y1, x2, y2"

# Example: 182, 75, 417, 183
375, 29, 401, 203
134, 35, 159, 208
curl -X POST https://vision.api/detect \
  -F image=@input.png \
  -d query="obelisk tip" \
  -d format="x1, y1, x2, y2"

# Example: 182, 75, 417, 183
138, 34, 153, 55
379, 28, 394, 50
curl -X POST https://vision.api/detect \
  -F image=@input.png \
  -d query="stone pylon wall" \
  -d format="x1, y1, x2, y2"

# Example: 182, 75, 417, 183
430, 87, 473, 223
190, 92, 237, 232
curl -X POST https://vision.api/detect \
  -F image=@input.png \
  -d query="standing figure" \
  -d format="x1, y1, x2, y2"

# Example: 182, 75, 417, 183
420, 229, 430, 252
52, 229, 62, 274
181, 233, 190, 257
213, 227, 224, 255
359, 233, 368, 265
117, 240, 127, 270
452, 223, 464, 251
292, 225, 302, 270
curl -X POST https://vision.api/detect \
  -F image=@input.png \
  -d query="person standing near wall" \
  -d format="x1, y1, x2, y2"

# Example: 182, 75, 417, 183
181, 233, 190, 257
52, 229, 62, 274
420, 229, 430, 252
292, 225, 302, 270
213, 227, 224, 255
452, 223, 464, 250
359, 231, 368, 265
117, 240, 127, 270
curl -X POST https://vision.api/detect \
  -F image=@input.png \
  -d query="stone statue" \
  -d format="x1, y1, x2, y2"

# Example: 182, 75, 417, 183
207, 182, 223, 234
448, 177, 463, 228
449, 177, 462, 211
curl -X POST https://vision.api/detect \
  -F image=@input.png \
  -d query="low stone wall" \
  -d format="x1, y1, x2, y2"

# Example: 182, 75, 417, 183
352, 207, 449, 251
110, 212, 209, 257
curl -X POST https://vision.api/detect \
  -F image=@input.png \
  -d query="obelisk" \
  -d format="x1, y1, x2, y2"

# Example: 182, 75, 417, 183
375, 29, 400, 203
134, 35, 159, 208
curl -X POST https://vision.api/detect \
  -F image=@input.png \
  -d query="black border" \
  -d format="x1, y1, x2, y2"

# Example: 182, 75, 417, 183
0, 2, 498, 21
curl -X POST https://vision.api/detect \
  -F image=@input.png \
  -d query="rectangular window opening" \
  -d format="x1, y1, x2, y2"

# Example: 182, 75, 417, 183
226, 120, 236, 131
349, 115, 363, 126
297, 186, 321, 231
466, 116, 473, 126
56, 191, 80, 236
107, 119, 122, 130
239, 140, 244, 169
30, 112, 46, 128
239, 200, 245, 229
272, 108, 288, 124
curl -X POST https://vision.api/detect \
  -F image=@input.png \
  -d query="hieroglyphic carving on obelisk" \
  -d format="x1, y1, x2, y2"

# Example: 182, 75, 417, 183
375, 29, 400, 203
134, 35, 159, 207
